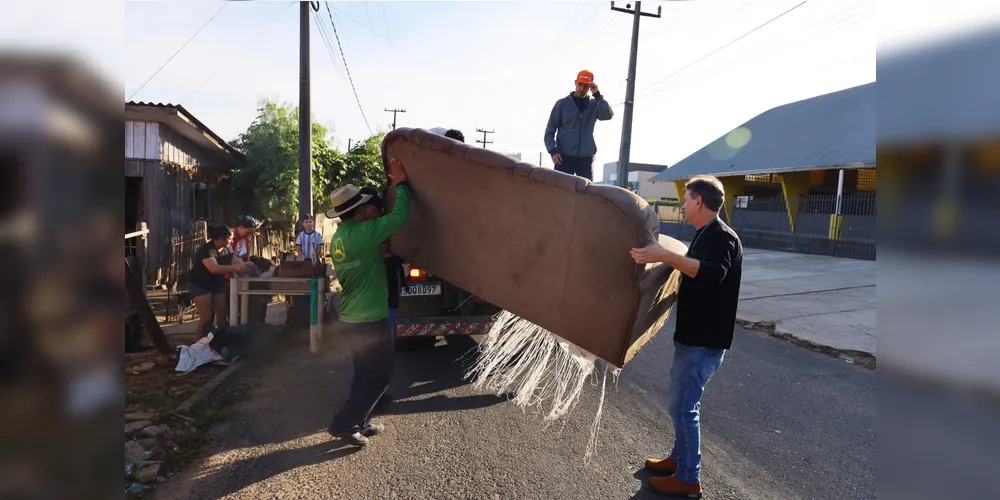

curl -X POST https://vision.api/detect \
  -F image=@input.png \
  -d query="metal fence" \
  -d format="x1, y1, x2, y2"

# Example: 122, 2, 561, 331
659, 192, 876, 260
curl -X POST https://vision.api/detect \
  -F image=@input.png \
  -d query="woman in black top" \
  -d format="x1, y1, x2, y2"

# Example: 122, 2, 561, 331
190, 225, 247, 338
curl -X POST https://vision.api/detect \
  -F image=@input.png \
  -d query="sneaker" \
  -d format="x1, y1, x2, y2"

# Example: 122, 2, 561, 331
362, 423, 385, 437
644, 457, 678, 475
333, 431, 369, 447
648, 475, 702, 498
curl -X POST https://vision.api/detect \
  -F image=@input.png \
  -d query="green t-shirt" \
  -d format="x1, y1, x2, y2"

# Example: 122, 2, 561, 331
331, 184, 411, 323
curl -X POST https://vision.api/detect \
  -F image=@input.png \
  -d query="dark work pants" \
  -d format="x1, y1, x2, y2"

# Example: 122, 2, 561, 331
330, 319, 394, 434
555, 155, 594, 181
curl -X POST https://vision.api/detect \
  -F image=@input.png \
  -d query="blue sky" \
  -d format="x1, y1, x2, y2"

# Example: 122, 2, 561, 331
15, 0, 993, 181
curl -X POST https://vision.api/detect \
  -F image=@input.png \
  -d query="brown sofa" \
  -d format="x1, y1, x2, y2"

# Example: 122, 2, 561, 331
381, 128, 687, 368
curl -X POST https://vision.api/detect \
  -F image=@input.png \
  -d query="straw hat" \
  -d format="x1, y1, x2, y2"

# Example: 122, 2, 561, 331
326, 184, 372, 218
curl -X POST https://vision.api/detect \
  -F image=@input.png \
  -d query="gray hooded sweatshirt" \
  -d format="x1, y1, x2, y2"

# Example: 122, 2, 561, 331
543, 91, 614, 158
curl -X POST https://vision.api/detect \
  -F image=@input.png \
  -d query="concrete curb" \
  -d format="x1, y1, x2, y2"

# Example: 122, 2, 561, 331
737, 319, 877, 370
174, 360, 248, 416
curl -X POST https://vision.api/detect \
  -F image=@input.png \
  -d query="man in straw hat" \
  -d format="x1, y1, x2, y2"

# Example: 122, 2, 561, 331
543, 69, 614, 181
326, 157, 411, 447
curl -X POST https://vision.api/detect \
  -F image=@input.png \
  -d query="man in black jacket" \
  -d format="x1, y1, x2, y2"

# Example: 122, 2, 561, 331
630, 175, 743, 498
543, 70, 614, 180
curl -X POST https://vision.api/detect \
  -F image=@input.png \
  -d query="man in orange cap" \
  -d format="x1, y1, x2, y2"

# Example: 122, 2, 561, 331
543, 69, 614, 181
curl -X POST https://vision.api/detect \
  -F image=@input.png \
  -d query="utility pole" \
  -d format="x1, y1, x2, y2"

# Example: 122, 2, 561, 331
298, 1, 312, 219
611, 1, 661, 189
385, 108, 406, 130
539, 152, 543, 167
476, 128, 494, 148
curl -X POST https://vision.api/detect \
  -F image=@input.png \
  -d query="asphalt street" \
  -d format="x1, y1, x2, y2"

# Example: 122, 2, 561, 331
153, 320, 875, 500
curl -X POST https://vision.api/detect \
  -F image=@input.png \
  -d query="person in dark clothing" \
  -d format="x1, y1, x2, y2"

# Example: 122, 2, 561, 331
543, 69, 614, 180
629, 175, 743, 499
190, 225, 247, 338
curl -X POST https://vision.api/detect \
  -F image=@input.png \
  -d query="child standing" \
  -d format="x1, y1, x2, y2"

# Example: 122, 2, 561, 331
295, 215, 325, 261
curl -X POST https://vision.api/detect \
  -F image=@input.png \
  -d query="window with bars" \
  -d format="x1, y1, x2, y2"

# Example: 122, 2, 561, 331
744, 173, 782, 184
856, 168, 877, 191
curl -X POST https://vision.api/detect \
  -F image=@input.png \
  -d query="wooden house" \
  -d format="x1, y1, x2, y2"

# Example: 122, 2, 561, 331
125, 101, 246, 285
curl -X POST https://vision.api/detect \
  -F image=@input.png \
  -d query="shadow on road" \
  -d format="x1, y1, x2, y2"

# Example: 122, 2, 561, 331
378, 335, 510, 416
627, 468, 661, 500
200, 440, 363, 499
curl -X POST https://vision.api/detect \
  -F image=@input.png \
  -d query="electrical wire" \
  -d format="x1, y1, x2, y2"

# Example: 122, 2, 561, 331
324, 2, 373, 134
181, 1, 296, 105
364, 1, 375, 37
381, 0, 391, 46
562, 1, 608, 49
333, 6, 388, 41
620, 0, 808, 106
128, 2, 230, 101
549, 2, 591, 50
314, 8, 349, 85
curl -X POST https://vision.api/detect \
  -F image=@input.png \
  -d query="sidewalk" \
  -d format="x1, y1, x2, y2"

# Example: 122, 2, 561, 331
736, 249, 876, 356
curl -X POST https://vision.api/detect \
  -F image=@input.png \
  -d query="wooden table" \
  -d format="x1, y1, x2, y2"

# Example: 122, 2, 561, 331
229, 277, 325, 353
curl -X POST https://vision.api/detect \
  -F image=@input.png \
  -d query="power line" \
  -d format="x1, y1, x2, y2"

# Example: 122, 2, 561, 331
181, 1, 295, 105
381, 1, 391, 46
549, 2, 591, 50
363, 2, 375, 36
561, 2, 608, 50
314, 9, 349, 85
324, 2, 373, 134
624, 1, 808, 105
333, 6, 388, 42
128, 2, 229, 101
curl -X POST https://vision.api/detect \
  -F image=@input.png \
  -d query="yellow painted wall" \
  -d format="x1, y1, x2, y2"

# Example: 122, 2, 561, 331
779, 171, 811, 232
717, 176, 746, 221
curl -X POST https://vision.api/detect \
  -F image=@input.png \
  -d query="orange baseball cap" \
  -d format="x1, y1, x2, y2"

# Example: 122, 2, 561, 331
576, 70, 594, 84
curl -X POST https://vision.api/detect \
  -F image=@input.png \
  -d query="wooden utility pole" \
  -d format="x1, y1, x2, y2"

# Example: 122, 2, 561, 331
476, 128, 494, 148
385, 108, 406, 129
298, 1, 313, 219
611, 1, 661, 189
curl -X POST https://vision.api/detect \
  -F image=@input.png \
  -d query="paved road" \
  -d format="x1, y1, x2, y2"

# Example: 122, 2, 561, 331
153, 322, 874, 500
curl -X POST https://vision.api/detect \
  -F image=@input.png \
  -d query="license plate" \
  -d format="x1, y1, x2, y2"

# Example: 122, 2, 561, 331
400, 283, 442, 297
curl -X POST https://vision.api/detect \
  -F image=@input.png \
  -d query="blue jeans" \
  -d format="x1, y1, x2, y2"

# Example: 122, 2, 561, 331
667, 341, 727, 484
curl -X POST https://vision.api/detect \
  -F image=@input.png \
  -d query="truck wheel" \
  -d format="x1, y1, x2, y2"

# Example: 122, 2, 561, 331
394, 335, 437, 352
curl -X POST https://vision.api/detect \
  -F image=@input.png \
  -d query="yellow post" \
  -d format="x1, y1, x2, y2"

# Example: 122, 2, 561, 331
780, 171, 811, 232
828, 214, 844, 240
718, 176, 746, 221
673, 180, 687, 201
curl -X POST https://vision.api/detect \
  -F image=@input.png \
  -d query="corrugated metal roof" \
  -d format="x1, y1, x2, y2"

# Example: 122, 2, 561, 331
649, 82, 875, 183
125, 101, 246, 165
879, 28, 1000, 144
603, 162, 669, 174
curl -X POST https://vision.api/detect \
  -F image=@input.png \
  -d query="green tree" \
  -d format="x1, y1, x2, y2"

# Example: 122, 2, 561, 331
313, 132, 388, 215
230, 98, 387, 226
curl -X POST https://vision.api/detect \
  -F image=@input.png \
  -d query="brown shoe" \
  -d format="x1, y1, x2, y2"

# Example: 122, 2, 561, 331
644, 457, 678, 475
648, 475, 702, 498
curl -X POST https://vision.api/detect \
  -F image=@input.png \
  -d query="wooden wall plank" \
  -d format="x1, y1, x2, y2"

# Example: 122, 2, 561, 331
125, 122, 133, 158
145, 122, 160, 160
